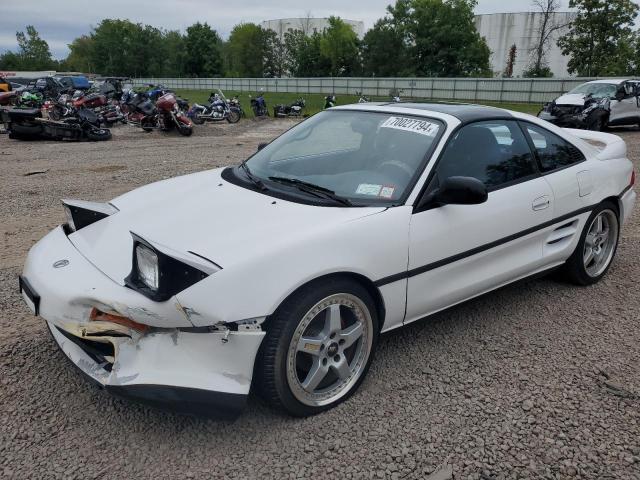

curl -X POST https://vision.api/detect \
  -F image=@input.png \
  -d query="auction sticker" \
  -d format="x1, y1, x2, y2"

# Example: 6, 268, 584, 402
356, 184, 382, 196
380, 116, 439, 137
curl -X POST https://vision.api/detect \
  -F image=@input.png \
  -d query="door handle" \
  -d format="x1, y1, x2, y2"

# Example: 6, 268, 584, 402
532, 195, 550, 211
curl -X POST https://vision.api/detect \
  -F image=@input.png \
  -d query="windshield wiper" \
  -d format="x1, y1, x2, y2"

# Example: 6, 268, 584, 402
268, 176, 352, 206
239, 162, 267, 191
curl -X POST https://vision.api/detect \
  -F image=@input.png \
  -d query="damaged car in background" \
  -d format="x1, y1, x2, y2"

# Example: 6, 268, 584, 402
19, 103, 636, 418
538, 79, 640, 131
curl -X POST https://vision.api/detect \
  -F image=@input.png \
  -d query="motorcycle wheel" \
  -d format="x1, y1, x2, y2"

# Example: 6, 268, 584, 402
86, 128, 112, 141
177, 123, 193, 136
227, 110, 241, 124
192, 115, 205, 125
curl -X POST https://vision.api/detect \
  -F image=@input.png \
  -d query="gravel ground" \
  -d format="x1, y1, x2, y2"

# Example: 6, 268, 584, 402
0, 120, 639, 480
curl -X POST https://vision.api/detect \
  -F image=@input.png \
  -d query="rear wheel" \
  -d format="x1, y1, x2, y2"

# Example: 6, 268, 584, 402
587, 115, 606, 131
192, 115, 205, 125
561, 202, 619, 285
256, 278, 379, 417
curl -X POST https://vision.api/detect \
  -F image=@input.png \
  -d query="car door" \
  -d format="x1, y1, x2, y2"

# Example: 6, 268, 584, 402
610, 82, 640, 125
404, 120, 554, 324
520, 122, 593, 265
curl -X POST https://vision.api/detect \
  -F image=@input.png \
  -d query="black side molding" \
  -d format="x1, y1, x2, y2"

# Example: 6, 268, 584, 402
374, 204, 595, 287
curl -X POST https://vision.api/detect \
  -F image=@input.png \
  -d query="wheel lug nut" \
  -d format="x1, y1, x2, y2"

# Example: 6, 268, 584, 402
338, 339, 345, 345
333, 355, 340, 362
322, 358, 328, 366
330, 333, 336, 339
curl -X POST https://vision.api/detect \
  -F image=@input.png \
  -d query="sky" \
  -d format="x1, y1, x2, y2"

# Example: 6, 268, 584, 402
1, 0, 573, 60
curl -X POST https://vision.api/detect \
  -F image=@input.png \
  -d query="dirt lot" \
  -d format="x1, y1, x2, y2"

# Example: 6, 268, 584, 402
0, 120, 639, 480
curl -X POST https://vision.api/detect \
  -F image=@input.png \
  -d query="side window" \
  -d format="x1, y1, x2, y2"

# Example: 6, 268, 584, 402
523, 124, 585, 173
437, 120, 537, 190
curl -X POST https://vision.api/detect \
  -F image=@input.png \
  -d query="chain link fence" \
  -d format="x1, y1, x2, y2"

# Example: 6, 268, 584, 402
132, 77, 618, 104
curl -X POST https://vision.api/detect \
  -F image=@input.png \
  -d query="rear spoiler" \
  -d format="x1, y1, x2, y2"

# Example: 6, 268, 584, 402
563, 128, 627, 161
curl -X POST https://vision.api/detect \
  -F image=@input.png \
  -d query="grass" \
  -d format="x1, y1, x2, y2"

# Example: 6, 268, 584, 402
175, 89, 542, 118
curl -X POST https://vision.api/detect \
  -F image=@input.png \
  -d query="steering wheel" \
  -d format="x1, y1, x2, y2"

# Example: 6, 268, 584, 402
377, 159, 414, 184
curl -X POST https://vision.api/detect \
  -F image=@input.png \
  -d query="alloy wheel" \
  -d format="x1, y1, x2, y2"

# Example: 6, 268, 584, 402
286, 293, 373, 407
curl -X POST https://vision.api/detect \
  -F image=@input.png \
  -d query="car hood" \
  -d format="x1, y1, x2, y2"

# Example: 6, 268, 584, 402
68, 168, 386, 285
554, 93, 587, 107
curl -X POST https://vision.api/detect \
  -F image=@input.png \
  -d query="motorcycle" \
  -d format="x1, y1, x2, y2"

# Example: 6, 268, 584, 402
273, 97, 305, 117
250, 92, 269, 117
228, 95, 245, 117
188, 90, 241, 124
324, 94, 336, 109
6, 106, 111, 142
356, 90, 370, 103
47, 91, 124, 126
124, 90, 193, 136
389, 88, 403, 103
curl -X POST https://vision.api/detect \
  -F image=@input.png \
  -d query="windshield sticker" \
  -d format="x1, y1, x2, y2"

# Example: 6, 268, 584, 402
356, 184, 382, 196
380, 117, 439, 137
379, 185, 396, 199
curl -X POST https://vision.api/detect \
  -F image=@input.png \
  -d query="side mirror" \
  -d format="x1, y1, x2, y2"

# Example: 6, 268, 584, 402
417, 176, 488, 211
257, 142, 268, 151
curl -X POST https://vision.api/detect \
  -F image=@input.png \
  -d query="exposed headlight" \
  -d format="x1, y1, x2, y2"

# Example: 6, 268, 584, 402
125, 233, 217, 302
135, 244, 159, 290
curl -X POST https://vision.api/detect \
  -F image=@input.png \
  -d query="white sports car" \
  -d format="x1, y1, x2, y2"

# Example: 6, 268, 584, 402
20, 103, 636, 418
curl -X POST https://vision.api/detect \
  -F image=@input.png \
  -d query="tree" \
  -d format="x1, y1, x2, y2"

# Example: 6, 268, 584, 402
64, 35, 94, 72
525, 0, 568, 77
0, 25, 55, 70
503, 44, 517, 77
263, 29, 287, 78
184, 22, 223, 77
361, 19, 410, 76
319, 16, 361, 76
284, 30, 331, 77
226, 23, 266, 77
557, 0, 639, 76
386, 0, 492, 77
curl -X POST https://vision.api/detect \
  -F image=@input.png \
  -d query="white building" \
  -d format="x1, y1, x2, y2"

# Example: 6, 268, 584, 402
261, 17, 365, 40
474, 12, 576, 77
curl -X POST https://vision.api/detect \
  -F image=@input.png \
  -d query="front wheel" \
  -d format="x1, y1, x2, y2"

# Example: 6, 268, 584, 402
86, 128, 112, 141
226, 110, 241, 123
256, 278, 378, 417
176, 122, 193, 136
561, 202, 619, 285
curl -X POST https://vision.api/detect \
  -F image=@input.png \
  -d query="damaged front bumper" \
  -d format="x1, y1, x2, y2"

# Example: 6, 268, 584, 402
20, 226, 265, 418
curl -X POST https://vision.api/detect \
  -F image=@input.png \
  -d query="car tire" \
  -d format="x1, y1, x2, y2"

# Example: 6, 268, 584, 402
561, 201, 620, 286
256, 277, 379, 417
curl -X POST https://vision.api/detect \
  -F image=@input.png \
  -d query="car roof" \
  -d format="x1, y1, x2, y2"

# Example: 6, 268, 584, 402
584, 79, 630, 85
334, 102, 512, 124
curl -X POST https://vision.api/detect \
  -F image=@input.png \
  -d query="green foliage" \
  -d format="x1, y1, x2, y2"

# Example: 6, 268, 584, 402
522, 65, 554, 78
319, 17, 361, 76
225, 24, 287, 78
361, 19, 409, 76
0, 25, 56, 70
362, 0, 491, 77
184, 23, 223, 77
558, 0, 639, 76
284, 31, 331, 77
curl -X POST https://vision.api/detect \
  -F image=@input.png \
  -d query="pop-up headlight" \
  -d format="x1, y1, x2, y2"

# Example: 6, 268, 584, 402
125, 233, 219, 302
62, 199, 119, 233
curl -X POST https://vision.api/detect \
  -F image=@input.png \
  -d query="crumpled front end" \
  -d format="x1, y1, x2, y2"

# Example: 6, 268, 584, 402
538, 96, 610, 129
20, 226, 265, 418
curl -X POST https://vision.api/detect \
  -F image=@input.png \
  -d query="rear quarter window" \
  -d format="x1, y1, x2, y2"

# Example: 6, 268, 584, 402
523, 124, 585, 172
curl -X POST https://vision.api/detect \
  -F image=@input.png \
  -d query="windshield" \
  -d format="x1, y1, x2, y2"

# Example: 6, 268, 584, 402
243, 110, 443, 205
568, 83, 617, 99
